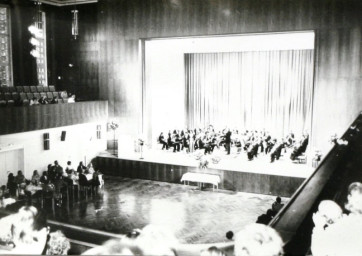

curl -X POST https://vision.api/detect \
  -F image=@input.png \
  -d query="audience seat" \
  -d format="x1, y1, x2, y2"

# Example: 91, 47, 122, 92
26, 92, 33, 99
33, 92, 41, 99
0, 99, 6, 107
11, 92, 20, 102
8, 87, 16, 93
36, 86, 44, 92
30, 86, 37, 93
49, 85, 55, 92
15, 86, 23, 93
4, 92, 12, 101
40, 92, 46, 98
46, 92, 53, 99
0, 93, 4, 100
23, 86, 30, 93
43, 86, 49, 92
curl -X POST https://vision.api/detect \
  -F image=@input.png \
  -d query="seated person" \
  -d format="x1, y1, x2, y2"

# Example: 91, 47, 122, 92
6, 173, 18, 197
86, 163, 95, 175
31, 170, 40, 185
14, 170, 26, 185
45, 230, 70, 255
311, 200, 343, 256
234, 224, 283, 256
270, 140, 286, 163
290, 133, 309, 161
79, 170, 92, 187
200, 246, 226, 256
271, 196, 284, 215
50, 96, 58, 104
256, 209, 274, 225
39, 171, 49, 185
65, 161, 75, 175
38, 96, 48, 105
158, 132, 168, 150
29, 97, 39, 106
77, 161, 87, 173
67, 94, 76, 103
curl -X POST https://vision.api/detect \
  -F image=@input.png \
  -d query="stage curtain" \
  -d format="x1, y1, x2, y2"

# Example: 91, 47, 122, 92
185, 50, 314, 137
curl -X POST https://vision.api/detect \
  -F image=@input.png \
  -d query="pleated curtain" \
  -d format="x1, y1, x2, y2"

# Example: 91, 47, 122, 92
185, 50, 314, 137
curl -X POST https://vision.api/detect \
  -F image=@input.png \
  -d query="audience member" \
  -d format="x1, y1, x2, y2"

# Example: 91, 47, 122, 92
39, 96, 49, 105
271, 196, 284, 215
77, 161, 87, 173
311, 200, 343, 256
45, 230, 71, 255
14, 170, 26, 185
200, 246, 226, 256
234, 223, 283, 256
40, 171, 50, 184
31, 170, 41, 185
225, 231, 234, 240
256, 209, 274, 225
65, 161, 75, 175
6, 173, 18, 197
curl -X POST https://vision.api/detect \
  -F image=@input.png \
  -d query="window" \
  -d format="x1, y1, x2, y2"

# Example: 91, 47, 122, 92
0, 5, 12, 87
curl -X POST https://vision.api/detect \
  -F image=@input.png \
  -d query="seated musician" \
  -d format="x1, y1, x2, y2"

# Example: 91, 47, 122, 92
171, 130, 181, 152
290, 133, 309, 161
158, 132, 168, 150
265, 138, 276, 154
167, 132, 174, 150
270, 139, 286, 163
181, 132, 190, 152
247, 140, 260, 161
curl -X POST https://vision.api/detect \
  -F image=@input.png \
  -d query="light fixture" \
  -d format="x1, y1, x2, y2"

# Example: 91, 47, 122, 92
71, 5, 79, 39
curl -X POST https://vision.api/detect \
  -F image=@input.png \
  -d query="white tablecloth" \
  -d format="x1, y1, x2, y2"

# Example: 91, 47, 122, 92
181, 172, 220, 187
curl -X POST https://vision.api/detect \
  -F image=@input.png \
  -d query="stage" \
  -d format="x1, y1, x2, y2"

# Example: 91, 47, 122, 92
95, 148, 315, 197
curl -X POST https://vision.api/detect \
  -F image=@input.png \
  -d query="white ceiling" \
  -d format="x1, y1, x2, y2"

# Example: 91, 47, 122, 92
37, 0, 97, 6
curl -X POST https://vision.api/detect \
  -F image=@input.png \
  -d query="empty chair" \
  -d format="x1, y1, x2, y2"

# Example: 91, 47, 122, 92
0, 87, 9, 93
40, 92, 46, 98
43, 86, 49, 92
8, 87, 16, 93
46, 92, 53, 99
22, 86, 30, 93
26, 92, 33, 99
4, 92, 12, 101
30, 86, 37, 93
0, 99, 6, 107
0, 93, 4, 100
15, 86, 23, 93
33, 92, 41, 99
6, 100, 14, 106
36, 86, 44, 92
11, 92, 20, 101
53, 92, 60, 98
48, 85, 55, 92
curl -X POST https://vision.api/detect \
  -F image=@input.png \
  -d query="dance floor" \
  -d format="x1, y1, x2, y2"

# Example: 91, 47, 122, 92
101, 147, 315, 179
51, 176, 288, 244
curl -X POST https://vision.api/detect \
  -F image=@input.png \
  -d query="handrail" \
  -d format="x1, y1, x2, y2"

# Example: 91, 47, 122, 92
269, 111, 362, 254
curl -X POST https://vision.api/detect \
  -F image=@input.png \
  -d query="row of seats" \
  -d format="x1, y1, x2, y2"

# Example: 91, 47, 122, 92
0, 85, 56, 93
0, 91, 69, 106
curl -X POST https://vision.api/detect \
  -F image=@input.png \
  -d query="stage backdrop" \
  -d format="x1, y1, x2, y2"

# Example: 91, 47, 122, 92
185, 50, 314, 138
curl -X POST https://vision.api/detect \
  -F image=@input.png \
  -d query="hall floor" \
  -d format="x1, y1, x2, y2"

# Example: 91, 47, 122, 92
50, 176, 287, 244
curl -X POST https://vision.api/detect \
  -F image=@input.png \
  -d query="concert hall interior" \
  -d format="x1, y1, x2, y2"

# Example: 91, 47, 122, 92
0, 0, 361, 255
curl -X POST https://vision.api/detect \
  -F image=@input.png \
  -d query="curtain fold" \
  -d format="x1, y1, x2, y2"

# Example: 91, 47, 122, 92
185, 50, 314, 137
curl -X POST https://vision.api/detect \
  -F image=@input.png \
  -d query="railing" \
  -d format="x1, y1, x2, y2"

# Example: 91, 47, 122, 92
0, 101, 108, 135
269, 111, 362, 255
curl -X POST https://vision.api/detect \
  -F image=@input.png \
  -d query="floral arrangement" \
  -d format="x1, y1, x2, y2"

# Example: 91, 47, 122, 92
46, 230, 71, 255
211, 156, 221, 164
108, 121, 119, 131
199, 158, 209, 169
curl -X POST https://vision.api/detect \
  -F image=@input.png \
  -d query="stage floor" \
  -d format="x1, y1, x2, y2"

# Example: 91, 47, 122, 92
99, 147, 314, 179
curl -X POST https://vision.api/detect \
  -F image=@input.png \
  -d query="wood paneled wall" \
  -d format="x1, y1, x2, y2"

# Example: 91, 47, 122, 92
3, 0, 361, 151
94, 0, 361, 151
0, 101, 108, 135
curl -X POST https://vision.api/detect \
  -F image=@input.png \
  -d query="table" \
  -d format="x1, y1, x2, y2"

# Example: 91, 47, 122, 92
181, 172, 220, 191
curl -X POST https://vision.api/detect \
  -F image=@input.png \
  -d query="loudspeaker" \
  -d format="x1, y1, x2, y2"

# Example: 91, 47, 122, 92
44, 140, 50, 150
43, 133, 49, 140
61, 131, 66, 141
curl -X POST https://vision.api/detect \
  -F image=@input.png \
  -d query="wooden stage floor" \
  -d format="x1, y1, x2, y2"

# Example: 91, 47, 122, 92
96, 148, 315, 197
